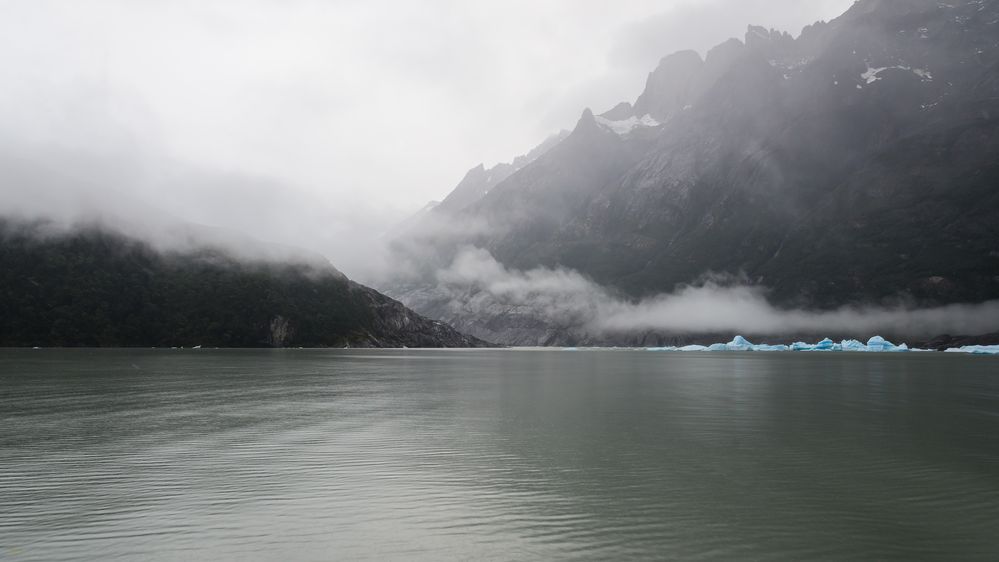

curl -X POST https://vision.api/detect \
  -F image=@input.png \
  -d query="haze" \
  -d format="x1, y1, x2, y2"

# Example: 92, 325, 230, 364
0, 0, 852, 277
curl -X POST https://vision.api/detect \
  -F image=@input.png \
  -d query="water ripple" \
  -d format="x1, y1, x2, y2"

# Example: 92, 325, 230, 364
2, 349, 998, 560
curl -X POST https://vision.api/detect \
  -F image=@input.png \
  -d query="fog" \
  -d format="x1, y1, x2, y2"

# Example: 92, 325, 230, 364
433, 247, 999, 339
0, 0, 851, 278
13, 0, 988, 339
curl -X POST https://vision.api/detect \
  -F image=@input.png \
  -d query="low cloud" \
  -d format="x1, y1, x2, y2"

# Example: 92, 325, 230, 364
431, 247, 999, 339
0, 135, 397, 275
599, 285, 999, 337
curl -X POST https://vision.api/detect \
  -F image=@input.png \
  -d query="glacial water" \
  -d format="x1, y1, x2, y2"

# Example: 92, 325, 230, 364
1, 348, 998, 560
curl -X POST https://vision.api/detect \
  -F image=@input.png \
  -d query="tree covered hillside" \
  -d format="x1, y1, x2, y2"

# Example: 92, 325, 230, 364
0, 220, 484, 348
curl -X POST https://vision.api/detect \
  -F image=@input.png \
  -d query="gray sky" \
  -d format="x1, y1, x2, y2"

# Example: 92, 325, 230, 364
0, 0, 852, 276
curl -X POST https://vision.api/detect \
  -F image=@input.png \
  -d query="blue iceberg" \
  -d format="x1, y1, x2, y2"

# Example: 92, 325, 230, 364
865, 336, 909, 352
645, 335, 916, 353
752, 343, 791, 352
840, 339, 868, 351
945, 345, 999, 355
791, 338, 839, 351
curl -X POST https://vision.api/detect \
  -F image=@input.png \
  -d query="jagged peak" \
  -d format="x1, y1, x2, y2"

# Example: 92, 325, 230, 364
705, 38, 746, 67
745, 25, 794, 50
746, 24, 770, 42
641, 50, 705, 93
600, 102, 635, 121
574, 107, 596, 129
569, 107, 612, 139
461, 163, 487, 180
654, 49, 704, 69
633, 50, 705, 121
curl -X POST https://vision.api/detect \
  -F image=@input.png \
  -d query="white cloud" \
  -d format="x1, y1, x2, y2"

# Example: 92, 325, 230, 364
0, 0, 853, 275
432, 247, 999, 338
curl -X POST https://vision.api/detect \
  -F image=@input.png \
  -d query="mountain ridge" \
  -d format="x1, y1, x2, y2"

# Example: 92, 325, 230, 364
0, 218, 488, 348
383, 0, 999, 345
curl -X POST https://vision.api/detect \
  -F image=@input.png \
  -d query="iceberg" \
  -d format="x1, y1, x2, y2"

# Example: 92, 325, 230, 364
645, 337, 797, 352
865, 336, 909, 352
814, 338, 838, 351
867, 336, 895, 352
725, 336, 755, 351
945, 345, 999, 355
753, 344, 791, 352
644, 335, 922, 353
840, 339, 868, 352
790, 339, 841, 351
644, 345, 711, 352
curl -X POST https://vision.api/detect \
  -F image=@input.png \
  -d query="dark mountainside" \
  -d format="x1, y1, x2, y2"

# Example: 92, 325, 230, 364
384, 0, 999, 346
0, 219, 486, 348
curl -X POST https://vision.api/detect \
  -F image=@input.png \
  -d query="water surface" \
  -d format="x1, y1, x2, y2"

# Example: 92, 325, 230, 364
1, 349, 998, 560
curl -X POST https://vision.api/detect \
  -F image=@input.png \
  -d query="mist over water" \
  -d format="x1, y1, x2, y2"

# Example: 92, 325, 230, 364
427, 247, 999, 338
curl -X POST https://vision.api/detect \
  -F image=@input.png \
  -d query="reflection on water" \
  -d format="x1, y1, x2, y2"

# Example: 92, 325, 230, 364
1, 349, 998, 560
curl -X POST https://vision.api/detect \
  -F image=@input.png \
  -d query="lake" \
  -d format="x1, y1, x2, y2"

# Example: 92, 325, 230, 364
1, 349, 998, 560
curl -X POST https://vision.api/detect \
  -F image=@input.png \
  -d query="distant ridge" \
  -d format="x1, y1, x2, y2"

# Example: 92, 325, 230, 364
0, 218, 488, 348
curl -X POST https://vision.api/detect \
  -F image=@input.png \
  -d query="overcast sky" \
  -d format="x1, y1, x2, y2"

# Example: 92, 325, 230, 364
0, 0, 853, 275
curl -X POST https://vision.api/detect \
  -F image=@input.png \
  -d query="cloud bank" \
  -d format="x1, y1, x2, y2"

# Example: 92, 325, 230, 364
434, 247, 999, 338
0, 1, 852, 280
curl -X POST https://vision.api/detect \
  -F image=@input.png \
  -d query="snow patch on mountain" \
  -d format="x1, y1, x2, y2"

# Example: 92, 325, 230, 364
594, 114, 660, 136
862, 65, 933, 84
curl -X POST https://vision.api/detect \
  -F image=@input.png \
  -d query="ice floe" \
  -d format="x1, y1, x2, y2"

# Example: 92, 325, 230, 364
944, 345, 999, 355
647, 335, 922, 353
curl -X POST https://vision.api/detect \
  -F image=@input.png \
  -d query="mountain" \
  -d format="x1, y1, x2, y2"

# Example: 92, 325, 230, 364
0, 218, 487, 348
435, 130, 570, 215
383, 0, 999, 345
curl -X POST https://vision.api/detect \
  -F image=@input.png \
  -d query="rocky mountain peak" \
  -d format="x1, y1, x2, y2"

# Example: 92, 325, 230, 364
570, 107, 602, 137
384, 0, 999, 346
744, 25, 793, 50
600, 102, 635, 121
633, 50, 704, 120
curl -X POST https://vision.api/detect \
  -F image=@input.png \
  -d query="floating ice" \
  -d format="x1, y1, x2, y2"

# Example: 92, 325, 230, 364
840, 339, 867, 351
945, 345, 999, 355
726, 336, 755, 351
753, 344, 791, 352
646, 335, 919, 353
866, 336, 909, 352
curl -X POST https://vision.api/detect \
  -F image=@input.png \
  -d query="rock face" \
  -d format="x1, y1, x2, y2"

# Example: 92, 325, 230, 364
385, 0, 999, 345
0, 219, 488, 348
435, 130, 570, 215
